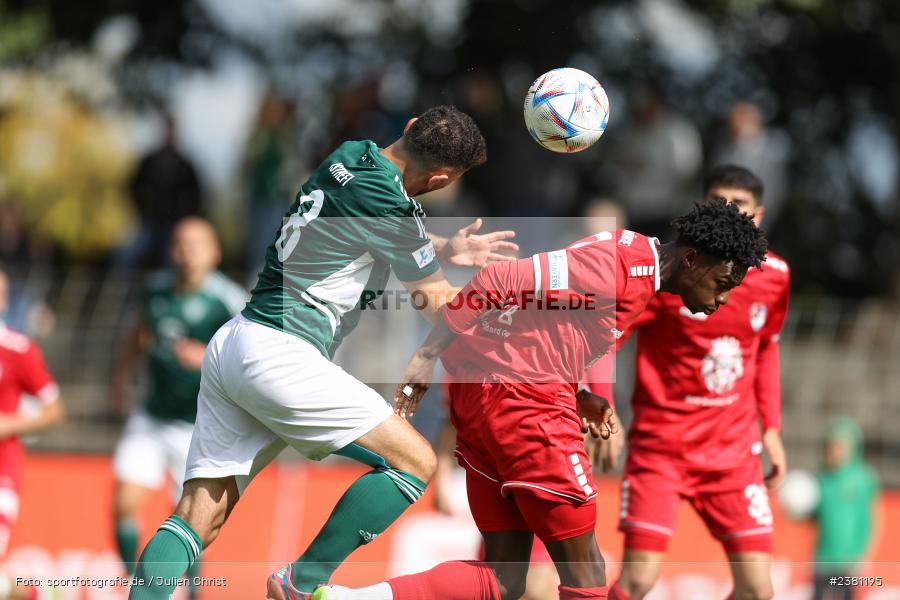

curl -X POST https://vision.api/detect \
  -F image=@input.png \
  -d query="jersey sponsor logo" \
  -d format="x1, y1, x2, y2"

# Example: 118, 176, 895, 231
679, 305, 708, 320
618, 230, 635, 246
628, 264, 655, 278
328, 162, 355, 186
701, 336, 744, 394
411, 240, 436, 268
547, 250, 569, 290
749, 302, 767, 332
611, 327, 624, 340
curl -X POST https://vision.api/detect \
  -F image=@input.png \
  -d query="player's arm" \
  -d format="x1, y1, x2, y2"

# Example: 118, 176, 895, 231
400, 270, 461, 325
0, 344, 65, 440
394, 316, 458, 418
110, 321, 152, 416
396, 261, 515, 415
0, 397, 65, 439
428, 218, 518, 267
757, 274, 791, 489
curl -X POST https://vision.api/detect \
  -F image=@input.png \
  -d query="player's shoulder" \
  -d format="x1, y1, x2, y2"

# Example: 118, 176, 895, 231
756, 250, 790, 287
0, 323, 35, 354
202, 271, 249, 315
614, 229, 660, 281
324, 140, 413, 215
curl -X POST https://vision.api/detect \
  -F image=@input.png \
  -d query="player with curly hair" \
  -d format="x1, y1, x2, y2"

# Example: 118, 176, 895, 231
127, 106, 521, 600
316, 199, 767, 600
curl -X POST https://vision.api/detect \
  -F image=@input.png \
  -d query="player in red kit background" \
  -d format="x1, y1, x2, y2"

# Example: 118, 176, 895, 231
592, 166, 790, 600
314, 200, 768, 600
0, 265, 66, 598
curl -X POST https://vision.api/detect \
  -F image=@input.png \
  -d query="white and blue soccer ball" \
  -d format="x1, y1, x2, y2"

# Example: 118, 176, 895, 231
523, 67, 610, 153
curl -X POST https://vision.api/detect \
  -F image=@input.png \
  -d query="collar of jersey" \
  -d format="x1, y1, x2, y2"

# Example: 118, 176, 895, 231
368, 140, 403, 180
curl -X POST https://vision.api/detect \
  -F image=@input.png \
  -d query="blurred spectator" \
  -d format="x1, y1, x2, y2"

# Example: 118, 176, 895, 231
242, 96, 302, 276
614, 87, 702, 239
582, 198, 626, 236
116, 115, 204, 268
812, 418, 881, 600
0, 203, 27, 266
712, 102, 790, 227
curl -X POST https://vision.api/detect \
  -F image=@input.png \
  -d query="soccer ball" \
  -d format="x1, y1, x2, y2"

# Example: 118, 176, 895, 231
777, 469, 820, 520
523, 67, 610, 153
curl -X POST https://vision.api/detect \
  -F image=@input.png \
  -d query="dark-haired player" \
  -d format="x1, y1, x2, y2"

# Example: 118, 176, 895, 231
597, 166, 790, 600
128, 106, 518, 600
315, 199, 768, 600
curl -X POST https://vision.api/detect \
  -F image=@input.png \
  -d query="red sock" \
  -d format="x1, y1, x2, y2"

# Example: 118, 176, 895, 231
388, 560, 500, 600
559, 584, 609, 599
609, 583, 633, 600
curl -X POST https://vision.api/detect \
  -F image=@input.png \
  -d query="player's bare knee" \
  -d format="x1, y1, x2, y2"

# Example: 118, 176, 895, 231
618, 569, 658, 600
733, 583, 774, 600
394, 438, 437, 482
174, 477, 237, 546
496, 573, 527, 600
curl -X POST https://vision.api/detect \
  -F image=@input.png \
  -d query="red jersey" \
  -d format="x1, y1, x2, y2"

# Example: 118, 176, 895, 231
441, 230, 660, 387
592, 252, 790, 471
0, 322, 58, 480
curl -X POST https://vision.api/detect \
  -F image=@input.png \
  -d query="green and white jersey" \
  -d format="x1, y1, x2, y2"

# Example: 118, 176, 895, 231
242, 140, 440, 357
143, 271, 248, 422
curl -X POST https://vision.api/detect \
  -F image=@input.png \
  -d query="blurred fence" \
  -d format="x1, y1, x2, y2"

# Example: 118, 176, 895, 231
8, 264, 900, 486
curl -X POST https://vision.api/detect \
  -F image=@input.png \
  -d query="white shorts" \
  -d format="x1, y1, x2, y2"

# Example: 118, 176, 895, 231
185, 315, 393, 492
113, 411, 194, 502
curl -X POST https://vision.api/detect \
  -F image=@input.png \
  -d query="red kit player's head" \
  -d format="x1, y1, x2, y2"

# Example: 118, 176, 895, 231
703, 164, 765, 226
659, 199, 767, 315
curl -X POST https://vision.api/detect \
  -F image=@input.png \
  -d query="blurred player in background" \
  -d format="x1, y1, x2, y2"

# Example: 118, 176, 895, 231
316, 200, 768, 600
594, 166, 790, 600
110, 218, 247, 597
0, 264, 66, 599
812, 418, 880, 600
127, 106, 519, 600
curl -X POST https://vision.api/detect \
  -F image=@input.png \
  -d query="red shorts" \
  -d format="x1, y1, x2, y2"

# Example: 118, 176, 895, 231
618, 449, 773, 554
449, 381, 597, 543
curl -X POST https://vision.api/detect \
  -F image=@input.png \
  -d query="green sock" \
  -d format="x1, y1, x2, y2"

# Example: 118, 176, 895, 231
116, 519, 139, 575
292, 467, 425, 592
187, 557, 202, 600
129, 515, 202, 600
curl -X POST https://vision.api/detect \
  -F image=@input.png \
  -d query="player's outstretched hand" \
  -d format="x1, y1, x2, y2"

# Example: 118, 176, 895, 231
442, 218, 519, 267
763, 428, 787, 489
575, 388, 618, 440
394, 351, 437, 419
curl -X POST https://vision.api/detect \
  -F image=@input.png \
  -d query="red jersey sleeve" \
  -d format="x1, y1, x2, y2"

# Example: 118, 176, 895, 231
755, 264, 790, 431
17, 342, 59, 405
442, 259, 532, 334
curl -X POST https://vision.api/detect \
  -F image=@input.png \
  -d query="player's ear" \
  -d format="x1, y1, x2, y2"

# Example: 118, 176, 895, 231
681, 247, 699, 271
754, 205, 766, 227
426, 172, 450, 191
403, 117, 418, 134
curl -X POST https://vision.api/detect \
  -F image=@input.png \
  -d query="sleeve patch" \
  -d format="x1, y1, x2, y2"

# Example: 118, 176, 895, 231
411, 241, 436, 269
548, 250, 569, 290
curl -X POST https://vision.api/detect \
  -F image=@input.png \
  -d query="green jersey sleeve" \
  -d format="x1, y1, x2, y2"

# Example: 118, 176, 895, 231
365, 206, 440, 281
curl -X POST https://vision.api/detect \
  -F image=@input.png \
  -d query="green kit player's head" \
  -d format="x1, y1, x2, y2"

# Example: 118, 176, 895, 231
384, 105, 487, 196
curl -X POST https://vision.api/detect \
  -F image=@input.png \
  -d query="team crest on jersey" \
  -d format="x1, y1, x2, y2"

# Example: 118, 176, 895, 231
701, 336, 744, 394
749, 302, 767, 332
